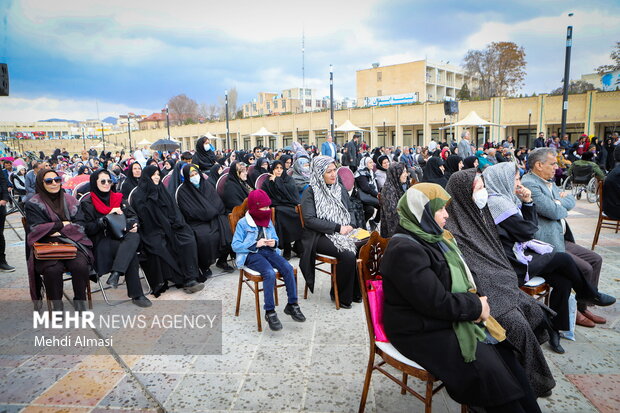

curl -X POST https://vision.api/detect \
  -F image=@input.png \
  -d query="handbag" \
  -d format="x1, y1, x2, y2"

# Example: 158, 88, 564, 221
104, 212, 127, 240
33, 242, 77, 260
366, 278, 389, 342
357, 187, 379, 207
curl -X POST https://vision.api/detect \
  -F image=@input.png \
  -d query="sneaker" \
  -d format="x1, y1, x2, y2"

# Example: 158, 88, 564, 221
284, 303, 306, 322
132, 295, 153, 308
183, 280, 205, 294
216, 261, 235, 273
265, 311, 282, 331
0, 262, 15, 272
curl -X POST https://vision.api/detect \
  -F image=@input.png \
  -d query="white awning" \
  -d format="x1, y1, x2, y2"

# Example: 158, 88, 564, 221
251, 127, 277, 137
439, 111, 506, 129
137, 139, 152, 145
335, 119, 369, 133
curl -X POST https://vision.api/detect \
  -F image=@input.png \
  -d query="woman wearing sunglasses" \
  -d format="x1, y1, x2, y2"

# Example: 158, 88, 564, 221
77, 169, 151, 307
25, 169, 93, 311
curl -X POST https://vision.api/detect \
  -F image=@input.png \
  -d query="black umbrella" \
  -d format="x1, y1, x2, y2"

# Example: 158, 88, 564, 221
150, 139, 180, 152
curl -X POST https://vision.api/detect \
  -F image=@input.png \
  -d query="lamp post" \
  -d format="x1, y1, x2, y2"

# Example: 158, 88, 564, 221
527, 110, 532, 148
225, 90, 230, 151
560, 13, 574, 139
165, 105, 171, 140
101, 122, 105, 153
329, 65, 334, 140
82, 127, 86, 151
127, 114, 133, 152
383, 121, 386, 146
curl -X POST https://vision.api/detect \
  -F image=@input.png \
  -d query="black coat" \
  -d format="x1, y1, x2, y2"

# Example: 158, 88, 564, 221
603, 165, 620, 219
380, 227, 525, 406
299, 184, 352, 291
343, 140, 359, 167
262, 177, 302, 245
222, 177, 251, 213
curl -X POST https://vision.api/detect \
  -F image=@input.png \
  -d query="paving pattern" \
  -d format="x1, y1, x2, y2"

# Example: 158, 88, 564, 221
0, 198, 618, 412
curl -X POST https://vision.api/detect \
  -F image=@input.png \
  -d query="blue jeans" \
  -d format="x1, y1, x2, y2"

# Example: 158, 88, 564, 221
244, 248, 297, 311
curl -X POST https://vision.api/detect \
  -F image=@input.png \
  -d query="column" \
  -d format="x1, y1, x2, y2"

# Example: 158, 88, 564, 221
395, 106, 403, 147
585, 90, 596, 136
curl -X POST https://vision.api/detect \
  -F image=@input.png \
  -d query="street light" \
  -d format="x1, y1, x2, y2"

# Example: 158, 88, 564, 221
329, 65, 334, 140
165, 105, 171, 140
560, 13, 574, 139
82, 127, 86, 151
225, 90, 230, 151
127, 114, 133, 152
101, 122, 105, 153
527, 110, 532, 148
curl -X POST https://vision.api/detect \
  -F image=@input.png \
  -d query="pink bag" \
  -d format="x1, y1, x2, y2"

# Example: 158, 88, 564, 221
366, 278, 389, 342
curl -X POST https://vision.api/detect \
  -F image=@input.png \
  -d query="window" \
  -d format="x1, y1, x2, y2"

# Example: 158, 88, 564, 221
377, 71, 382, 81
305, 99, 312, 107
281, 99, 286, 109
377, 90, 382, 96
274, 101, 278, 109
316, 100, 321, 107
266, 102, 271, 110
305, 89, 311, 96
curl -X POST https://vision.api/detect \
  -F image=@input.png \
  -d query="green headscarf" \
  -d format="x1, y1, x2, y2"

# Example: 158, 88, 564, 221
397, 183, 486, 362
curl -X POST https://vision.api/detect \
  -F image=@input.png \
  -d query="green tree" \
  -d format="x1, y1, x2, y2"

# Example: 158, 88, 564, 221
550, 80, 597, 95
457, 83, 471, 100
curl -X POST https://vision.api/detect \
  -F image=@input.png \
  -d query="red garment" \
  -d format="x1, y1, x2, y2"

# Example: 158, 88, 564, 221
247, 189, 272, 227
91, 192, 123, 214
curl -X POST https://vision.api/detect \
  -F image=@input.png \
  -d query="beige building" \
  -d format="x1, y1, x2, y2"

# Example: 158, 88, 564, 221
242, 88, 331, 118
357, 59, 479, 105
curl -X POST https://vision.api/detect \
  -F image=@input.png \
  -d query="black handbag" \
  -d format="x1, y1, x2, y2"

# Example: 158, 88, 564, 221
104, 212, 127, 240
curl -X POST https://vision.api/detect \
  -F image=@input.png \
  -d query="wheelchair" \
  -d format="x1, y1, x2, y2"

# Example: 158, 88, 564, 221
562, 164, 598, 203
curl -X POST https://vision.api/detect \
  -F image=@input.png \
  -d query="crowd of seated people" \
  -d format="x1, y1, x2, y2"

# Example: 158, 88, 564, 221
2, 129, 617, 409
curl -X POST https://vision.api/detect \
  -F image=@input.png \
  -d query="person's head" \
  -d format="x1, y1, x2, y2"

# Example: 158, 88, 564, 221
232, 161, 248, 181
247, 189, 272, 226
130, 162, 142, 178
563, 134, 569, 141
381, 156, 390, 170
528, 148, 558, 180
362, 156, 374, 171
270, 160, 284, 177
309, 156, 337, 185
326, 134, 333, 142
283, 156, 292, 170
482, 162, 521, 200
37, 169, 62, 194
181, 151, 193, 162
538, 132, 545, 139
353, 134, 359, 141
581, 151, 595, 161
183, 164, 202, 187
399, 183, 451, 231
93, 169, 113, 193
554, 136, 560, 143
260, 158, 269, 170
461, 130, 470, 140
229, 152, 237, 162
163, 160, 173, 170
399, 167, 408, 183
253, 147, 262, 157
3, 160, 12, 170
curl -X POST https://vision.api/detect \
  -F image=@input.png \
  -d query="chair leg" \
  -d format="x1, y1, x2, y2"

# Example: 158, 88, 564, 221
86, 281, 92, 310
424, 379, 434, 413
358, 351, 375, 413
254, 281, 262, 332
401, 373, 408, 395
332, 264, 340, 310
591, 217, 603, 250
274, 275, 279, 307
235, 271, 244, 317
304, 283, 308, 299
461, 404, 467, 413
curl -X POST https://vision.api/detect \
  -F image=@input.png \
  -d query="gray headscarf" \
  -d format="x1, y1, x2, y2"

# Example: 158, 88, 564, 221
482, 162, 521, 224
291, 157, 311, 191
310, 156, 356, 253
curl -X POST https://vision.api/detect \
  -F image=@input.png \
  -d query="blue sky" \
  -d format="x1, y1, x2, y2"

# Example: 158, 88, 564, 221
1, 0, 619, 121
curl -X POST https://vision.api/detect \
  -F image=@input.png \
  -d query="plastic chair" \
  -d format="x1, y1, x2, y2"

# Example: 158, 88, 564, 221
591, 180, 620, 249
216, 173, 229, 198
254, 173, 270, 191
161, 173, 172, 189
337, 166, 355, 193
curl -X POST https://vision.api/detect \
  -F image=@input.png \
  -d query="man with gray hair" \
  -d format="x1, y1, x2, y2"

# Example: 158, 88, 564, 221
458, 130, 473, 159
522, 148, 609, 328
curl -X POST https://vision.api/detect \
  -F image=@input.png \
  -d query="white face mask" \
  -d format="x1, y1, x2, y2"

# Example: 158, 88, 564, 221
472, 188, 488, 209
204, 144, 211, 151
190, 175, 201, 186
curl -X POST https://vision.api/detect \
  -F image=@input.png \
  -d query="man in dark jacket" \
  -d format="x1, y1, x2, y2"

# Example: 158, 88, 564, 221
533, 132, 546, 148
0, 170, 14, 272
343, 135, 360, 171
603, 146, 620, 219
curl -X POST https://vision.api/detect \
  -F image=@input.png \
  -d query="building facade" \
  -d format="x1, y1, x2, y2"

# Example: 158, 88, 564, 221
356, 59, 479, 105
242, 88, 333, 118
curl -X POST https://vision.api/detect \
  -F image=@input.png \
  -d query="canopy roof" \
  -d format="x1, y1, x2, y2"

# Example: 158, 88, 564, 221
251, 127, 277, 137
439, 111, 506, 129
136, 139, 152, 145
335, 120, 369, 133
203, 132, 219, 140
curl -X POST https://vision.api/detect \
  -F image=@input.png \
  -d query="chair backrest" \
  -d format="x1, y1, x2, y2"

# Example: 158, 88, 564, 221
572, 164, 594, 184
174, 185, 182, 206
337, 167, 355, 192
128, 187, 138, 207
295, 204, 305, 228
216, 173, 229, 198
73, 181, 90, 199
247, 164, 255, 178
162, 173, 172, 188
222, 167, 230, 175
228, 198, 248, 233
255, 173, 270, 191
79, 192, 91, 203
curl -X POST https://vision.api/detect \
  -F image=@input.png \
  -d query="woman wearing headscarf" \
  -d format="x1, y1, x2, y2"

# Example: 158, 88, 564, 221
177, 164, 234, 276
462, 155, 479, 170
249, 157, 270, 188
444, 154, 462, 181
120, 161, 142, 199
78, 169, 151, 307
421, 156, 448, 188
291, 156, 311, 194
11, 164, 27, 198
482, 162, 614, 353
222, 161, 252, 213
379, 162, 408, 238
300, 156, 359, 308
604, 137, 616, 171
354, 156, 380, 228
130, 165, 205, 295
262, 160, 303, 260
440, 146, 450, 161
160, 159, 176, 177
280, 154, 293, 171
77, 165, 92, 176
193, 136, 218, 172
475, 150, 493, 170
165, 159, 187, 196
445, 169, 556, 397
374, 155, 389, 191
223, 151, 237, 167
381, 183, 541, 413
25, 169, 93, 310
207, 163, 224, 189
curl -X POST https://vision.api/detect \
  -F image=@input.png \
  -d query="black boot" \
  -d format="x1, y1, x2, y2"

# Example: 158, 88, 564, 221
106, 271, 122, 289
548, 329, 565, 354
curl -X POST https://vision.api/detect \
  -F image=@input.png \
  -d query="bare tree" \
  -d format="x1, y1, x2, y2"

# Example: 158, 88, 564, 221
550, 80, 597, 95
463, 42, 527, 99
595, 41, 620, 74
167, 94, 198, 125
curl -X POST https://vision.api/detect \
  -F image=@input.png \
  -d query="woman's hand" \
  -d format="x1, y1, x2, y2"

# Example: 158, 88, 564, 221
49, 232, 61, 237
475, 296, 490, 323
129, 223, 138, 233
62, 221, 71, 227
110, 207, 123, 215
515, 184, 532, 203
269, 174, 276, 181
339, 225, 354, 235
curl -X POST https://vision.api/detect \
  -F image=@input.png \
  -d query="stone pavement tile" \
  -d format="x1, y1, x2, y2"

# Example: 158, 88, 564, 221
0, 404, 26, 413
0, 367, 69, 404
259, 319, 315, 346
538, 361, 598, 413
580, 325, 620, 354
313, 320, 367, 345
91, 409, 159, 413
191, 345, 255, 374
0, 355, 31, 369
21, 407, 91, 413
31, 370, 125, 407
0, 288, 30, 300
20, 355, 85, 370
131, 355, 195, 373
98, 372, 182, 410
248, 344, 309, 375
163, 373, 243, 411
566, 374, 620, 413
309, 345, 367, 375
543, 340, 620, 374
74, 355, 141, 371
232, 373, 305, 411
303, 373, 374, 412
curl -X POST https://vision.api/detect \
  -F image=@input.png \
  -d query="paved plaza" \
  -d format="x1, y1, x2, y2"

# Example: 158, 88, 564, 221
0, 198, 618, 413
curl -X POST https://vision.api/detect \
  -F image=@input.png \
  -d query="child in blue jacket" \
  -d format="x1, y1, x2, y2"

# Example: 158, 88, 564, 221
232, 189, 306, 331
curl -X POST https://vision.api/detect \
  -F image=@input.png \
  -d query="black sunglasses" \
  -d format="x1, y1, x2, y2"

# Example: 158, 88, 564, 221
98, 179, 113, 185
43, 177, 62, 184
